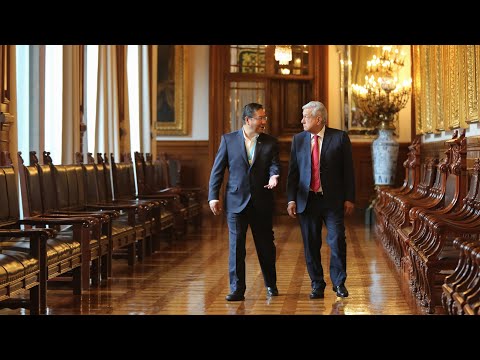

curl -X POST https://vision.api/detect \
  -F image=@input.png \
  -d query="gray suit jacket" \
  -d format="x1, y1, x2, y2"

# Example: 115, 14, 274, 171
208, 130, 280, 213
286, 127, 355, 213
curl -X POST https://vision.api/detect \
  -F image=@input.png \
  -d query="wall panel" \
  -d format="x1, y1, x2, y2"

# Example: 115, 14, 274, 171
156, 140, 209, 203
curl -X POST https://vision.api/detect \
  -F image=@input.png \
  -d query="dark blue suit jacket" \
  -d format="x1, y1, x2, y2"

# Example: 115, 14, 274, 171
208, 130, 280, 214
287, 127, 355, 213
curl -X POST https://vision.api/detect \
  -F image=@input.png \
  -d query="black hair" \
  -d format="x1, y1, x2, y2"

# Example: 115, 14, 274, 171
242, 103, 264, 124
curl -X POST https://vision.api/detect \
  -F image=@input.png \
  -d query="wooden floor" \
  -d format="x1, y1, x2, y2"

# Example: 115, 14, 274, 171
1, 210, 428, 315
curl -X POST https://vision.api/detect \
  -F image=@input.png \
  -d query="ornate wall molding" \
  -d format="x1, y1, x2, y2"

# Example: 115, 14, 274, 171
0, 45, 14, 163
465, 45, 478, 123
434, 46, 445, 131
413, 46, 422, 135
414, 45, 478, 135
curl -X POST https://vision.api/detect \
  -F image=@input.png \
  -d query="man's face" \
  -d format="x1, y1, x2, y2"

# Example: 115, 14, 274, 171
301, 108, 323, 133
246, 108, 268, 134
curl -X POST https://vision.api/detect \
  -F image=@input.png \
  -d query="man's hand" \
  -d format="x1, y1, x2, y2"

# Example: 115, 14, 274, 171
287, 202, 297, 218
264, 175, 279, 189
209, 200, 222, 216
344, 201, 355, 216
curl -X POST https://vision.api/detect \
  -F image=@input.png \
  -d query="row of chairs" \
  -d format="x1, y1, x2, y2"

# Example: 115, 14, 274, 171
133, 152, 202, 234
442, 238, 480, 315
0, 149, 202, 314
374, 130, 480, 314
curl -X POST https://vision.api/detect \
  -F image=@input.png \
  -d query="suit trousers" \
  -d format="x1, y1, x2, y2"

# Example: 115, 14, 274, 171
226, 201, 277, 293
298, 192, 347, 289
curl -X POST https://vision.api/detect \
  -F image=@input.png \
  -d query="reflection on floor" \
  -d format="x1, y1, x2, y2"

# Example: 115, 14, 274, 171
0, 211, 426, 315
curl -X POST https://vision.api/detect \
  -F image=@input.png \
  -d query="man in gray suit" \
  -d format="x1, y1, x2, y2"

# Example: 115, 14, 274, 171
287, 101, 355, 299
208, 103, 280, 301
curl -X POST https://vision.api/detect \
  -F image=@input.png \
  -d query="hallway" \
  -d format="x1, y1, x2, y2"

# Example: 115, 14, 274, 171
0, 211, 426, 315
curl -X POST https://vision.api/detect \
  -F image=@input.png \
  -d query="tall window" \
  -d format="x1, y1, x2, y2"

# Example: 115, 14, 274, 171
127, 45, 140, 194
15, 45, 31, 218
16, 45, 30, 157
16, 45, 44, 159
127, 45, 140, 154
85, 45, 99, 155
44, 45, 63, 164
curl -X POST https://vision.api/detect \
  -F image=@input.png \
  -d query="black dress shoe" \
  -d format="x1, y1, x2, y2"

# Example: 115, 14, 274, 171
225, 291, 245, 301
309, 288, 325, 299
267, 286, 279, 297
333, 284, 349, 298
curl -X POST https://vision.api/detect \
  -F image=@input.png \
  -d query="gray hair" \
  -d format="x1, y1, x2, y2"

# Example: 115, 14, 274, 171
302, 101, 327, 124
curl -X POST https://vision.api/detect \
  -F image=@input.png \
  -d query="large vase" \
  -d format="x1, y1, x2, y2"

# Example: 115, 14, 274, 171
372, 128, 399, 186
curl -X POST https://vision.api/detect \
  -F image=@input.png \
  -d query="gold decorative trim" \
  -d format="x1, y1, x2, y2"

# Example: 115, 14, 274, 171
420, 46, 429, 133
155, 45, 188, 136
428, 46, 437, 133
443, 46, 451, 130
413, 45, 480, 136
0, 45, 13, 157
459, 46, 468, 128
424, 46, 433, 133
466, 45, 478, 123
448, 46, 460, 129
476, 45, 480, 122
413, 46, 423, 135
0, 45, 11, 113
435, 45, 445, 131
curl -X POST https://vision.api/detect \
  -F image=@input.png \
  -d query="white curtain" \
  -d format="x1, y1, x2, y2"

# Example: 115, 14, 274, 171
120, 46, 131, 156
138, 45, 153, 158
95, 45, 121, 161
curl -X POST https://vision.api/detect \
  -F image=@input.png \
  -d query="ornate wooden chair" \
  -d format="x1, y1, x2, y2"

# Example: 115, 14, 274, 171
158, 153, 202, 229
18, 152, 99, 291
97, 153, 157, 259
77, 153, 139, 272
374, 136, 422, 241
404, 131, 469, 312
111, 152, 181, 245
0, 156, 54, 314
442, 239, 480, 314
133, 152, 181, 240
0, 227, 50, 315
39, 151, 117, 283
1, 152, 96, 313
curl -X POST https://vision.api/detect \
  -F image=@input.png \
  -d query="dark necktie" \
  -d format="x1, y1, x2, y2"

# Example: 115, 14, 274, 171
311, 134, 320, 192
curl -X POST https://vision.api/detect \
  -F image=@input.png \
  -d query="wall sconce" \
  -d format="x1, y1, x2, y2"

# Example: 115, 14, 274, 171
274, 45, 292, 65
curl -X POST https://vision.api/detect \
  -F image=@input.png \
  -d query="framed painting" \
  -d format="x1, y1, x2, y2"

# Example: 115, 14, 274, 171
152, 45, 188, 135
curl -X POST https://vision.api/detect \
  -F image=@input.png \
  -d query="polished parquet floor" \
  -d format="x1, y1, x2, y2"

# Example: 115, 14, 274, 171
1, 210, 426, 315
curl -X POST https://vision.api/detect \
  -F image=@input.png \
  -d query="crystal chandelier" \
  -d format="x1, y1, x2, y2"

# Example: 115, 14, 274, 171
351, 46, 412, 130
274, 45, 292, 65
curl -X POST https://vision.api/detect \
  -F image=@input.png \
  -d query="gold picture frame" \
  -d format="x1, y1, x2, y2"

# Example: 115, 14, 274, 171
152, 45, 188, 135
1, 45, 11, 111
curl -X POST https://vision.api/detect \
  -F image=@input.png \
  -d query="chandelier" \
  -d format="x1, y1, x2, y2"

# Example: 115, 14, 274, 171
351, 46, 412, 130
274, 45, 292, 65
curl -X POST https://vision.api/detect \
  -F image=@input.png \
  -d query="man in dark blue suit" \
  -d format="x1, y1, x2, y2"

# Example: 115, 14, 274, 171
287, 101, 355, 299
208, 103, 280, 301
